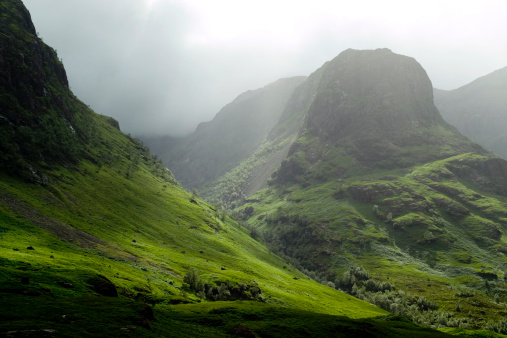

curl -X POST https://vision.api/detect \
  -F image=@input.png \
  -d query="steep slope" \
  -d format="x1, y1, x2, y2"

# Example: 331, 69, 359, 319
141, 76, 306, 190
0, 2, 451, 337
201, 61, 329, 207
0, 0, 99, 181
434, 66, 507, 159
237, 49, 507, 334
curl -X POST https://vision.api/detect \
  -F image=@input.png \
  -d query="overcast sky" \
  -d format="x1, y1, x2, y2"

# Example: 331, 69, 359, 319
23, 0, 507, 136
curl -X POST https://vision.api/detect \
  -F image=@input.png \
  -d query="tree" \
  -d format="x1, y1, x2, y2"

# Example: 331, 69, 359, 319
183, 268, 200, 290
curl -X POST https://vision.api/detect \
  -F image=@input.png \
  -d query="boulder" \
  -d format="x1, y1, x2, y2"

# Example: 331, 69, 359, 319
87, 275, 118, 297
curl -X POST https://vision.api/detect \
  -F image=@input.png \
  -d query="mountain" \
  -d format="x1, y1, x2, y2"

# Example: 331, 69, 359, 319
434, 66, 507, 159
0, 1, 452, 337
141, 76, 306, 190
223, 49, 507, 333
272, 48, 485, 184
201, 49, 484, 207
0, 0, 96, 181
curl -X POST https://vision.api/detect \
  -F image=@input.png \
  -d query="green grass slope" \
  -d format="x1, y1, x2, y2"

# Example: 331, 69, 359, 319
239, 152, 507, 335
0, 122, 387, 335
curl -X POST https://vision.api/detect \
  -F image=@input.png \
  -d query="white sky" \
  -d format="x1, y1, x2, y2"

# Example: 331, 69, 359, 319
23, 0, 507, 136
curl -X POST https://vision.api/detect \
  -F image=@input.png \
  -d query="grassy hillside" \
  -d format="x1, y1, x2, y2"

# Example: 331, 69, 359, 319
0, 116, 392, 336
0, 89, 451, 337
240, 150, 507, 334
0, 1, 458, 336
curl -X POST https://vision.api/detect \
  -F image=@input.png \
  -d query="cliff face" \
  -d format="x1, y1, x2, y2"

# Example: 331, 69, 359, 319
0, 0, 98, 180
305, 48, 442, 142
0, 0, 69, 118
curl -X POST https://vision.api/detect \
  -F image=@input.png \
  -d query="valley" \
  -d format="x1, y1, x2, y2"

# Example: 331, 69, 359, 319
2, 0, 507, 336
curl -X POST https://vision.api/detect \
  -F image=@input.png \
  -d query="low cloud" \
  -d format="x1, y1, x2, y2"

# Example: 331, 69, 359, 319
24, 0, 507, 136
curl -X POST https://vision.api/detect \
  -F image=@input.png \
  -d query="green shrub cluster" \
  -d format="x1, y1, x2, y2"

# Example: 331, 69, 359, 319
183, 268, 264, 302
335, 267, 507, 334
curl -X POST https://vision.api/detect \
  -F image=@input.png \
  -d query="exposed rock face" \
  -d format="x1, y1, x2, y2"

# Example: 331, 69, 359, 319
0, 0, 95, 179
0, 1, 69, 118
305, 48, 442, 141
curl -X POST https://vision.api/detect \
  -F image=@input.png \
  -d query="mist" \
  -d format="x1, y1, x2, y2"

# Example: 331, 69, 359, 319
23, 0, 507, 136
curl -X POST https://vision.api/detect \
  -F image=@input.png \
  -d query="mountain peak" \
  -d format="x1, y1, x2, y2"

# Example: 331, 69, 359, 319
305, 48, 441, 142
269, 49, 484, 184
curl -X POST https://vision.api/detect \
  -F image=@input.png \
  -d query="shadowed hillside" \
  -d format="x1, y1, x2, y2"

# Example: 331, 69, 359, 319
434, 66, 507, 160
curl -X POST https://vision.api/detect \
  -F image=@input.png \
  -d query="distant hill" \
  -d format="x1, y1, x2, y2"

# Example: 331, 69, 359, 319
141, 76, 306, 190
434, 66, 507, 159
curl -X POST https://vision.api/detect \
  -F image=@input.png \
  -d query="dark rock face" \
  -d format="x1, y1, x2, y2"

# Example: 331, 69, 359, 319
0, 0, 96, 179
0, 1, 69, 119
305, 49, 443, 143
